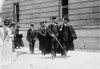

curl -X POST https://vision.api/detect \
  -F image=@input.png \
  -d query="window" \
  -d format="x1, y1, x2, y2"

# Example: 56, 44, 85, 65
13, 3, 19, 22
60, 0, 68, 18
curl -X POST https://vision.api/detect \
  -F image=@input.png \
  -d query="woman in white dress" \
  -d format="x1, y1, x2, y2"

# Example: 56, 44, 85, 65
0, 18, 13, 63
0, 22, 4, 61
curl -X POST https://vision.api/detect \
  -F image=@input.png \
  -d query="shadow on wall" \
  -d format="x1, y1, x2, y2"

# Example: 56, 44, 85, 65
74, 37, 100, 50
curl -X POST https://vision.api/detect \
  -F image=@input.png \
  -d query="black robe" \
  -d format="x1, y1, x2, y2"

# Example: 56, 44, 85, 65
57, 24, 69, 53
67, 25, 77, 50
15, 29, 24, 48
57, 25, 77, 53
37, 27, 50, 54
44, 23, 59, 54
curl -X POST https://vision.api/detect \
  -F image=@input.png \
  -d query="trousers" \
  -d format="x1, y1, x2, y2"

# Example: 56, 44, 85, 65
29, 40, 35, 53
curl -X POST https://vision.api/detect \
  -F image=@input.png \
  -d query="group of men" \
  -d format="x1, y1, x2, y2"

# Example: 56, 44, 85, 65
27, 16, 77, 58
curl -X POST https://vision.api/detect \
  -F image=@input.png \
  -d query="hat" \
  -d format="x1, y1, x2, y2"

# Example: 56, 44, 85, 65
40, 21, 44, 24
50, 16, 56, 20
43, 21, 47, 23
4, 18, 11, 26
30, 24, 34, 27
17, 25, 20, 27
64, 17, 69, 22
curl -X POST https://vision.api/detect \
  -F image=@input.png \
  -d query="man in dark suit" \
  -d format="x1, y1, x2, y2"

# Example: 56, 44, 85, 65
48, 16, 59, 58
27, 24, 37, 54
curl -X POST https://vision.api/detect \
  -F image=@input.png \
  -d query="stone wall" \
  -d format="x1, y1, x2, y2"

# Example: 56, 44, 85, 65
69, 0, 100, 50
2, 0, 100, 50
2, 0, 59, 47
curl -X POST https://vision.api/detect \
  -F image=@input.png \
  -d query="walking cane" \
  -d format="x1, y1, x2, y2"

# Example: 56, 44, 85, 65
45, 24, 64, 49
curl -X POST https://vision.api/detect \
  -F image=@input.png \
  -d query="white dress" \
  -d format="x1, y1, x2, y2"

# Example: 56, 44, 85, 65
0, 27, 4, 61
0, 26, 13, 64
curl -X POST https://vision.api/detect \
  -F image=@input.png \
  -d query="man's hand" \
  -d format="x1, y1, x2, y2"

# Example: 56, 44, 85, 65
56, 33, 59, 37
51, 34, 55, 37
42, 34, 46, 36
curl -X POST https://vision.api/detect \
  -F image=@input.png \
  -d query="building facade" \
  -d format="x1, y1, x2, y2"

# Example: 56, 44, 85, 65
1, 0, 100, 50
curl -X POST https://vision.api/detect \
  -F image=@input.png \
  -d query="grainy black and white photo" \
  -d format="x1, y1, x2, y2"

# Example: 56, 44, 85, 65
0, 0, 100, 69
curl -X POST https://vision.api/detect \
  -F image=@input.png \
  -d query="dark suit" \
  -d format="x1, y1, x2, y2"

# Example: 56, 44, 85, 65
48, 23, 59, 57
59, 24, 69, 55
15, 29, 24, 48
27, 28, 37, 53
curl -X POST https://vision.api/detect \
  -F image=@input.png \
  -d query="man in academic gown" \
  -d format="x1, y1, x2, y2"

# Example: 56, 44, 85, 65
48, 16, 59, 58
38, 21, 50, 55
59, 17, 77, 56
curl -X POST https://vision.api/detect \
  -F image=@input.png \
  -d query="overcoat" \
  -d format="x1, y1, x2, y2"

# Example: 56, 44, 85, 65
68, 25, 77, 50
57, 24, 77, 53
44, 23, 59, 54
15, 29, 24, 48
37, 27, 50, 54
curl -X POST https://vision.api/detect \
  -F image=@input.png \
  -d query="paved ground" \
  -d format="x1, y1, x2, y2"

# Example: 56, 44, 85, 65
0, 47, 100, 69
